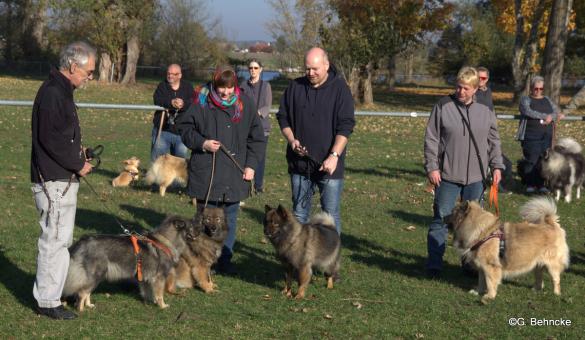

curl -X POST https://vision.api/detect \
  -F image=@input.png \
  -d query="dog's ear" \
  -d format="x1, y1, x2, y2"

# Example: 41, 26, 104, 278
265, 205, 273, 213
276, 204, 289, 218
175, 218, 187, 230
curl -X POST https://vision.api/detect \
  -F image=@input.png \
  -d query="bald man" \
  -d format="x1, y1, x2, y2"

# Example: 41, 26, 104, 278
151, 64, 194, 162
276, 47, 355, 235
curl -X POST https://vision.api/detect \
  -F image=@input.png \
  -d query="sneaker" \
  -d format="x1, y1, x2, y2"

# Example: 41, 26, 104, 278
526, 186, 536, 193
538, 187, 550, 194
36, 305, 77, 320
426, 269, 442, 279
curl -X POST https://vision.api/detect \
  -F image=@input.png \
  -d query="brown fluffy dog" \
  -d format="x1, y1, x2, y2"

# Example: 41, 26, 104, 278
449, 197, 569, 304
145, 154, 188, 196
174, 207, 228, 293
112, 157, 140, 187
264, 205, 341, 299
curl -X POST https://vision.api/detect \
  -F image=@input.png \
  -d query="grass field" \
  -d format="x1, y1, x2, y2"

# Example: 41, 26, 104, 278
0, 75, 584, 338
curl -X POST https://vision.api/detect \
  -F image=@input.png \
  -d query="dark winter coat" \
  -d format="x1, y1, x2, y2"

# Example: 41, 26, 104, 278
276, 64, 355, 179
31, 68, 85, 183
176, 91, 265, 202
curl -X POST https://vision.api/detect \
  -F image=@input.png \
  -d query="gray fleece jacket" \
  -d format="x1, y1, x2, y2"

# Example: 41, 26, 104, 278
424, 95, 505, 185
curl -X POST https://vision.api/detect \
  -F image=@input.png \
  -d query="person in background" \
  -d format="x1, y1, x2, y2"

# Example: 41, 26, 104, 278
239, 59, 272, 193
276, 47, 355, 235
475, 66, 512, 193
177, 65, 265, 274
151, 64, 193, 162
424, 66, 504, 278
516, 76, 564, 193
30, 41, 96, 319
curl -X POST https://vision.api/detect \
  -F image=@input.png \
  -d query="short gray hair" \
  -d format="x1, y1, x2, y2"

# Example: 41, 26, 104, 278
530, 75, 544, 88
59, 41, 97, 70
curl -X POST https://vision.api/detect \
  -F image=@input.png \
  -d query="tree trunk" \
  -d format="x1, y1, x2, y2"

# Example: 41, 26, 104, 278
348, 66, 360, 103
99, 52, 112, 83
360, 62, 374, 106
386, 55, 396, 90
4, 0, 14, 63
404, 52, 414, 84
511, 0, 547, 104
543, 0, 574, 105
21, 0, 48, 58
121, 35, 140, 85
565, 84, 585, 112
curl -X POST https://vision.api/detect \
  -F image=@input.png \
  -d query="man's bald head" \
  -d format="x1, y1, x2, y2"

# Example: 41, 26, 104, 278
167, 64, 182, 87
305, 47, 330, 88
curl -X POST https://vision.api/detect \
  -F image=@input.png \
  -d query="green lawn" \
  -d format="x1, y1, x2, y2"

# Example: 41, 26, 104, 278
0, 75, 584, 338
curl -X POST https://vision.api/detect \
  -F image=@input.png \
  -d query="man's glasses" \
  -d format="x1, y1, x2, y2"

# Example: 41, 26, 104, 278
533, 87, 544, 91
77, 65, 94, 78
249, 66, 260, 70
167, 72, 181, 76
479, 76, 488, 81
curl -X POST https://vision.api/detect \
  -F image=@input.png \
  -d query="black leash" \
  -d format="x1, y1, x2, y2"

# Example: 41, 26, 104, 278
297, 151, 324, 210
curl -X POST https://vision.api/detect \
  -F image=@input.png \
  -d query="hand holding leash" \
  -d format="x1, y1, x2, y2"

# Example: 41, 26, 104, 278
203, 140, 221, 153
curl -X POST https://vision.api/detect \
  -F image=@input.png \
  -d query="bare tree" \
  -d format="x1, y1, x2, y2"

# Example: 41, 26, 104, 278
511, 0, 547, 104
543, 0, 574, 105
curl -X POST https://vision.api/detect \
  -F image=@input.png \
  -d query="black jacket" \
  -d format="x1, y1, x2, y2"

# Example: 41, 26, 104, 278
276, 64, 355, 179
31, 68, 85, 182
153, 79, 194, 134
176, 91, 265, 202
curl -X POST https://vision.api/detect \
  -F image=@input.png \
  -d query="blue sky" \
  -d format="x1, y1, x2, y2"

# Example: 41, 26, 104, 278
208, 0, 273, 41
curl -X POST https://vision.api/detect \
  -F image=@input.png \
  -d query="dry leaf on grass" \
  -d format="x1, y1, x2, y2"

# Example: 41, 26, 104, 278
405, 225, 416, 231
324, 314, 333, 320
352, 301, 363, 309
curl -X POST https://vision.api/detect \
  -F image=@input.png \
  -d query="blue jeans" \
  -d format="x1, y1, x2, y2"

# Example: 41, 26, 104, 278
254, 136, 268, 191
196, 200, 239, 252
290, 174, 343, 234
151, 128, 189, 162
427, 180, 484, 271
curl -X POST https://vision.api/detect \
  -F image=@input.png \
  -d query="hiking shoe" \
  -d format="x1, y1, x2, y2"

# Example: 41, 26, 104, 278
526, 186, 536, 193
538, 187, 550, 194
36, 305, 77, 320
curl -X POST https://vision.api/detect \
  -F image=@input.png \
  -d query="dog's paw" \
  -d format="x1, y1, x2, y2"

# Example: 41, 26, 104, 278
480, 295, 493, 305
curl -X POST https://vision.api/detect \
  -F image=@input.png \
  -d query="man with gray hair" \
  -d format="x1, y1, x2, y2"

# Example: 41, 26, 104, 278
30, 41, 96, 319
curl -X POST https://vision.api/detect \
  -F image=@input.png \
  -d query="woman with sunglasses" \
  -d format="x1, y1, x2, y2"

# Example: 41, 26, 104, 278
516, 76, 564, 193
239, 59, 273, 193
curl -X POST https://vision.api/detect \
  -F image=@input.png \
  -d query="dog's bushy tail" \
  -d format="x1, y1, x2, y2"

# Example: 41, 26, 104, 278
556, 137, 582, 154
145, 161, 160, 185
519, 196, 559, 227
309, 212, 336, 230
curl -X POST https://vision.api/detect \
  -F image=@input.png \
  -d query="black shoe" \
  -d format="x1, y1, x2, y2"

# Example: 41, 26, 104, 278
255, 187, 264, 194
36, 305, 77, 320
215, 246, 236, 275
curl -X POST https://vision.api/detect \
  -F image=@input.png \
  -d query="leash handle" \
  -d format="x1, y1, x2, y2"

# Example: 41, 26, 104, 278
489, 184, 499, 216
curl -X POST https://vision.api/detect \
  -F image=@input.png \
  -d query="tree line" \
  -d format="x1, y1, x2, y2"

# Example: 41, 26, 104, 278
1, 0, 583, 108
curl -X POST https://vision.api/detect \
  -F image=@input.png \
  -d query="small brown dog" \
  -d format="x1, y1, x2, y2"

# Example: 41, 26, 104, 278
112, 157, 140, 187
174, 207, 228, 293
145, 154, 188, 196
450, 197, 569, 304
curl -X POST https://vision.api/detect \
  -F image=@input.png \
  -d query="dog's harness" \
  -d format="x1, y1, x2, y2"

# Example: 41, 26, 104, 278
129, 234, 174, 282
469, 226, 506, 258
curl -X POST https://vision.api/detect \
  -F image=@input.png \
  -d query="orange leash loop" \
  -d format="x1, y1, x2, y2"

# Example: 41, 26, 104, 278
130, 235, 143, 282
489, 184, 499, 217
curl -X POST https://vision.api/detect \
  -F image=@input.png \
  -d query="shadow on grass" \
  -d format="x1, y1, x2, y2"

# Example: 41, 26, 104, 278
119, 204, 169, 229
346, 165, 426, 180
388, 209, 431, 227
0, 248, 35, 310
233, 243, 283, 290
569, 251, 585, 277
76, 207, 154, 234
342, 232, 473, 290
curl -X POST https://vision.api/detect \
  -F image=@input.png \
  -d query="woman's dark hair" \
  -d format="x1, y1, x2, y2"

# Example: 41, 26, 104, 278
213, 66, 236, 88
248, 58, 263, 68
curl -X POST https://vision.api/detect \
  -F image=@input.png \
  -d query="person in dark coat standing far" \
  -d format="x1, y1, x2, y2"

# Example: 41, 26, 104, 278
276, 47, 355, 234
30, 41, 96, 320
177, 65, 265, 274
475, 66, 512, 193
240, 58, 272, 193
151, 64, 194, 162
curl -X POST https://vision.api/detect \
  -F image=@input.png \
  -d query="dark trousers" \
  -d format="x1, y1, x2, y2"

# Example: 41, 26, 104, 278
254, 135, 268, 191
520, 136, 552, 187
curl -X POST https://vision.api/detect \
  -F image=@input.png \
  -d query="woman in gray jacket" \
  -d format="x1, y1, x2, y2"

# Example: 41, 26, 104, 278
516, 76, 564, 193
423, 66, 505, 278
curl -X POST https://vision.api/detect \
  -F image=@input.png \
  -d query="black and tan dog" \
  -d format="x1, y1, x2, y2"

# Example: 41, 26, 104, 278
62, 216, 201, 311
264, 205, 341, 299
174, 207, 228, 293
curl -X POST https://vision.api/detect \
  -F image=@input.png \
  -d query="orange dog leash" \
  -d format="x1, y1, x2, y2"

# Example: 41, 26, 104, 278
489, 184, 499, 217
